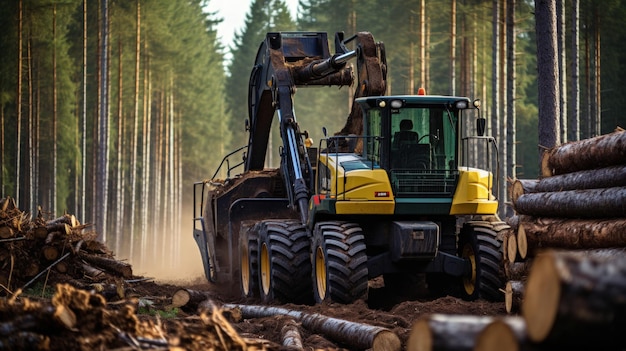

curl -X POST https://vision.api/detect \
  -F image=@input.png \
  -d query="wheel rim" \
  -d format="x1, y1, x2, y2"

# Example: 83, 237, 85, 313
462, 243, 477, 295
315, 246, 327, 301
260, 242, 270, 295
241, 245, 250, 295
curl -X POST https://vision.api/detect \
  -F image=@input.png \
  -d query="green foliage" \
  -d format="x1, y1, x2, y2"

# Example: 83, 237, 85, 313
137, 302, 180, 319
23, 282, 56, 299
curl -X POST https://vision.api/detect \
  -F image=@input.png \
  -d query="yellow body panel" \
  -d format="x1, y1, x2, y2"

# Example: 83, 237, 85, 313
319, 155, 395, 215
450, 168, 498, 215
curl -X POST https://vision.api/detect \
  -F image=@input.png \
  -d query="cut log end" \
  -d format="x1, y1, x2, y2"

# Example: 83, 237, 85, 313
516, 225, 527, 260
407, 319, 432, 351
522, 253, 560, 342
475, 320, 519, 351
507, 234, 518, 264
504, 281, 524, 315
372, 330, 401, 351
540, 150, 553, 177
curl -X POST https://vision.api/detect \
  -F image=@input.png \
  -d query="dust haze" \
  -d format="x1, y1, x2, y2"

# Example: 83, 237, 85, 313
113, 206, 208, 286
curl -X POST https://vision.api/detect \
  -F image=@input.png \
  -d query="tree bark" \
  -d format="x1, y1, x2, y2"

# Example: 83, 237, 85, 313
517, 216, 626, 253
280, 317, 304, 350
535, 0, 560, 165
224, 303, 401, 351
569, 0, 580, 141
511, 166, 626, 204
541, 129, 626, 176
504, 261, 532, 281
512, 187, 626, 218
522, 249, 626, 347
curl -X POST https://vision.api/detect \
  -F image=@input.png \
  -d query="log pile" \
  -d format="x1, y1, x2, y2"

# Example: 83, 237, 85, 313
504, 129, 626, 302
486, 128, 626, 348
0, 196, 132, 297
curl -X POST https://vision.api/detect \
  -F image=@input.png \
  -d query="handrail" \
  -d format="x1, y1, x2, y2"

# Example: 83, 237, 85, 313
210, 145, 248, 181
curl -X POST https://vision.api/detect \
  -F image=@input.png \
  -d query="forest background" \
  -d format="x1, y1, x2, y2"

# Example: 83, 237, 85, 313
0, 0, 623, 277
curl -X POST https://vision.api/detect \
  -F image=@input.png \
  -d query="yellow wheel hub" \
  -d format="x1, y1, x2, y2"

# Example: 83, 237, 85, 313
315, 246, 327, 300
462, 243, 477, 295
260, 243, 270, 296
241, 245, 250, 295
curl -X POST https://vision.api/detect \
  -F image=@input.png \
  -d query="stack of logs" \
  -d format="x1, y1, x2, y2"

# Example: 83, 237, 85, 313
0, 196, 133, 297
406, 128, 626, 351
508, 128, 626, 349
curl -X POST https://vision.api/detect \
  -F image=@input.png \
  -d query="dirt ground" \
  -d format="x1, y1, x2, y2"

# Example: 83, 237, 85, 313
113, 274, 506, 350
4, 270, 506, 351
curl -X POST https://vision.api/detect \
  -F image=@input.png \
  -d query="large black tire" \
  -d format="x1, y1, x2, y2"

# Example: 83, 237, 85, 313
258, 220, 312, 304
239, 225, 259, 298
458, 224, 504, 301
312, 221, 368, 304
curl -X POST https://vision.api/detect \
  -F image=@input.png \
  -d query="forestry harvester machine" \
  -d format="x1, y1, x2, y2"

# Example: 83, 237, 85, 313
193, 31, 508, 304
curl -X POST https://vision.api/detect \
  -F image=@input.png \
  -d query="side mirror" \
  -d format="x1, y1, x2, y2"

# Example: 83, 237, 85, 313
477, 118, 486, 136
472, 99, 485, 136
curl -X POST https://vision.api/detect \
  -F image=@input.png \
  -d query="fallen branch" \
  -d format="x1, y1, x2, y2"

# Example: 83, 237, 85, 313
22, 252, 71, 290
223, 303, 401, 351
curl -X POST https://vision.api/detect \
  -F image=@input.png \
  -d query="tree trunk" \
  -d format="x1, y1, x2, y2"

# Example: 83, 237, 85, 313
114, 37, 124, 257
80, 0, 87, 222
569, 0, 580, 141
522, 249, 626, 347
512, 187, 626, 218
225, 303, 401, 351
506, 0, 516, 218
516, 216, 626, 253
408, 314, 501, 351
535, 0, 560, 164
52, 4, 58, 215
450, 0, 456, 95
499, 0, 508, 217
491, 0, 500, 181
129, 0, 141, 262
541, 129, 626, 176
594, 9, 601, 137
16, 0, 23, 207
557, 0, 567, 142
96, 0, 110, 241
